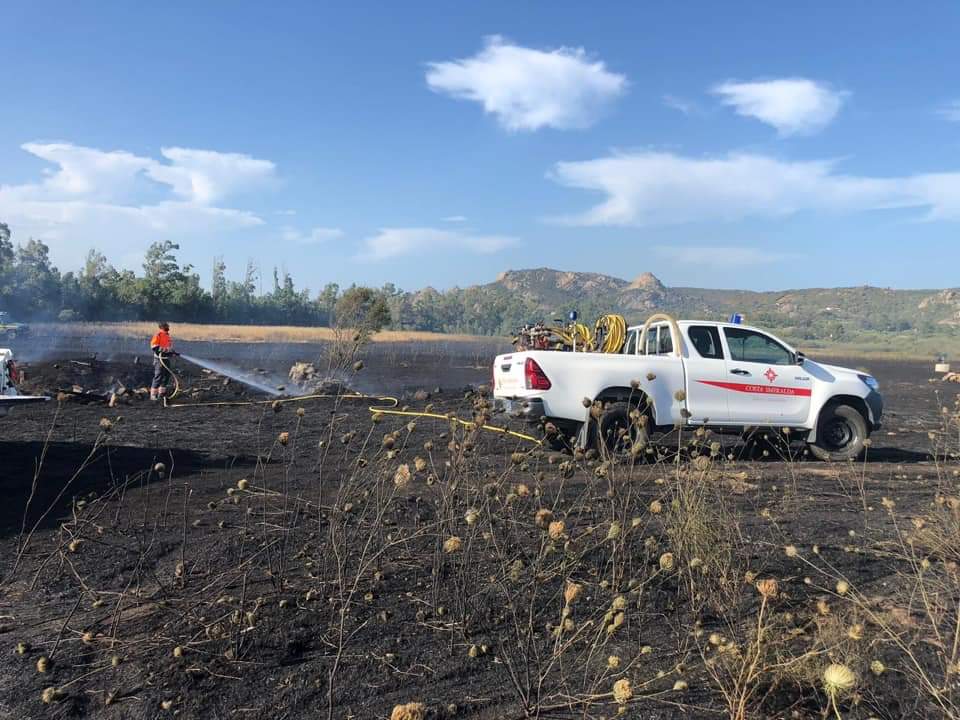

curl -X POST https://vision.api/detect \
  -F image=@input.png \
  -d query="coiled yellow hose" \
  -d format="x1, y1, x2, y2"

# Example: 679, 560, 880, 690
550, 322, 594, 351
546, 314, 627, 354
594, 314, 627, 354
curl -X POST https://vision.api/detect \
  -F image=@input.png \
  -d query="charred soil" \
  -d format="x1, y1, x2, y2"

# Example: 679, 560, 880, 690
0, 353, 957, 719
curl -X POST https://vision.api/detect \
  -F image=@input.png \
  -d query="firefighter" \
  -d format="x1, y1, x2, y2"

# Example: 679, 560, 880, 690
149, 322, 178, 401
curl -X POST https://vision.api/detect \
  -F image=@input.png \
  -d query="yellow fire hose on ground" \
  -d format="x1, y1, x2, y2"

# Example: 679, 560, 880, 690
156, 355, 542, 445
158, 353, 182, 401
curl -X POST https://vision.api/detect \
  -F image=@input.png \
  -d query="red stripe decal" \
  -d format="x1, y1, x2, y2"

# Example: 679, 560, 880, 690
697, 380, 812, 397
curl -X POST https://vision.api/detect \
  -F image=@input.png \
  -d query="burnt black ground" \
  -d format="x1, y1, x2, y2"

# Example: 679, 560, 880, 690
0, 348, 957, 720
13, 332, 507, 398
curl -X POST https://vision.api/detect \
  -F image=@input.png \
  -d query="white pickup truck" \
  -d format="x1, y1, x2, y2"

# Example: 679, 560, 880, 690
493, 314, 883, 461
1, 348, 49, 417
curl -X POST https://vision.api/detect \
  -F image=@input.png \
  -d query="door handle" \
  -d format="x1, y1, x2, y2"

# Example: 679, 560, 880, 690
730, 368, 751, 376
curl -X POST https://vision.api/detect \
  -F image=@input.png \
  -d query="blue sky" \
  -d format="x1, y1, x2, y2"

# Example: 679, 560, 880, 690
2, 1, 959, 293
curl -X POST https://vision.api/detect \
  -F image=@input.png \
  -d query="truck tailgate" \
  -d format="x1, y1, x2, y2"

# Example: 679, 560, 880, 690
493, 353, 529, 395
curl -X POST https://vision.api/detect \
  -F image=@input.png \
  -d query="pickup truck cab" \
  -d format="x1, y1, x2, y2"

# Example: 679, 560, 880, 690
493, 314, 883, 461
1, 348, 49, 417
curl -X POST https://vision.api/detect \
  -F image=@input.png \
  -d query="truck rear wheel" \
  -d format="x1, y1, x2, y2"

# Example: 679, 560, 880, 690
809, 403, 868, 461
598, 402, 650, 459
543, 420, 577, 453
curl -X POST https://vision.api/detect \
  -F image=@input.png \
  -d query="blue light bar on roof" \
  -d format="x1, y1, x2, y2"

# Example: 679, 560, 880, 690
729, 313, 744, 324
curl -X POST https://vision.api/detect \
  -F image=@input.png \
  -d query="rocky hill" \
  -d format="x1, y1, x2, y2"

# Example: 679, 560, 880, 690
389, 267, 960, 341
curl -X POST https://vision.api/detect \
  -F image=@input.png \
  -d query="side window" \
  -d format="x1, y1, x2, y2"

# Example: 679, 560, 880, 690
639, 326, 675, 355
644, 327, 658, 355
688, 326, 723, 359
623, 330, 638, 355
724, 328, 794, 365
657, 328, 673, 355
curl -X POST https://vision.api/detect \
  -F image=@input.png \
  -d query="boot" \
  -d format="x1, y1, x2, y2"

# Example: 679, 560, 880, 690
150, 389, 158, 401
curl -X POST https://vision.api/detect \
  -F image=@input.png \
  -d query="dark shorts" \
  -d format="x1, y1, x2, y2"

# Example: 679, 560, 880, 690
152, 356, 172, 389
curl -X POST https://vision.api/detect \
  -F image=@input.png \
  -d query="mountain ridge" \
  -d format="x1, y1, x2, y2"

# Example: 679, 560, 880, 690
393, 267, 960, 340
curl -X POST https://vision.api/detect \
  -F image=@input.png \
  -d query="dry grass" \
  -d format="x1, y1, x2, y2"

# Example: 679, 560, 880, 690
801, 337, 960, 361
30, 322, 500, 345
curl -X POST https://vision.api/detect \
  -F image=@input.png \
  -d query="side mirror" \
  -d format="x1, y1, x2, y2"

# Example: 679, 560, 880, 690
795, 351, 806, 366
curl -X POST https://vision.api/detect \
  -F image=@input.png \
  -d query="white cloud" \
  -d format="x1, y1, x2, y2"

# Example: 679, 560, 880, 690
662, 95, 697, 116
359, 227, 518, 261
426, 35, 626, 131
938, 100, 960, 122
146, 147, 275, 204
653, 245, 798, 267
0, 142, 275, 268
442, 215, 468, 223
550, 150, 960, 226
712, 78, 846, 136
20, 142, 153, 202
280, 225, 344, 245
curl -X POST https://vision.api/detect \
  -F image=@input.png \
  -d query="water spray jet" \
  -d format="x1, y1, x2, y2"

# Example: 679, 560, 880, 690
177, 353, 283, 397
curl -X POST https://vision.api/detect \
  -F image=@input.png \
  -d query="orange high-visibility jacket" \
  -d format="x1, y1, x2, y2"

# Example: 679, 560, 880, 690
150, 330, 172, 352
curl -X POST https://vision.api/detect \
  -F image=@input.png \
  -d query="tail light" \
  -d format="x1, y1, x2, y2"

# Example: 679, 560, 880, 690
7, 360, 18, 385
524, 357, 551, 390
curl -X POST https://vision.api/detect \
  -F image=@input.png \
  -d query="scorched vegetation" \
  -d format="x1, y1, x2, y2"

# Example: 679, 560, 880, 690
0, 361, 958, 719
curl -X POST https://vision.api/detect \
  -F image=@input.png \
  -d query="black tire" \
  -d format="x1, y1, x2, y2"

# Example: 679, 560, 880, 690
543, 421, 575, 453
809, 403, 868, 461
598, 401, 650, 458
738, 427, 792, 461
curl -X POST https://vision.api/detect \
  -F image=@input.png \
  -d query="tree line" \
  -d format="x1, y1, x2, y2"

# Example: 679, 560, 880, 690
0, 224, 537, 335
4, 223, 952, 340
0, 225, 394, 330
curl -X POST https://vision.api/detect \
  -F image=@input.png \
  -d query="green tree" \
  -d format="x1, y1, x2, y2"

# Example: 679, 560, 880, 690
12, 239, 61, 317
222, 259, 258, 321
72, 249, 123, 319
142, 240, 181, 316
211, 256, 227, 318
167, 263, 210, 319
334, 286, 391, 337
318, 282, 339, 326
0, 223, 14, 309
265, 270, 318, 324
140, 241, 210, 319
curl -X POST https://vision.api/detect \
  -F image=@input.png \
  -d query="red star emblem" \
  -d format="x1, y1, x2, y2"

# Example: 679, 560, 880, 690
764, 367, 778, 383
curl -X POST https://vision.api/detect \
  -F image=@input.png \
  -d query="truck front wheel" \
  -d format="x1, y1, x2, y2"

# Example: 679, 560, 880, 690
809, 403, 868, 461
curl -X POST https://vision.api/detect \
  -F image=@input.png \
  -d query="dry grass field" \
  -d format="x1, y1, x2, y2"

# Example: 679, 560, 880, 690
31, 322, 496, 345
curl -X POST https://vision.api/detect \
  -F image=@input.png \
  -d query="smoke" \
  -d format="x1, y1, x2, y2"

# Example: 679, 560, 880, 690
178, 354, 283, 396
